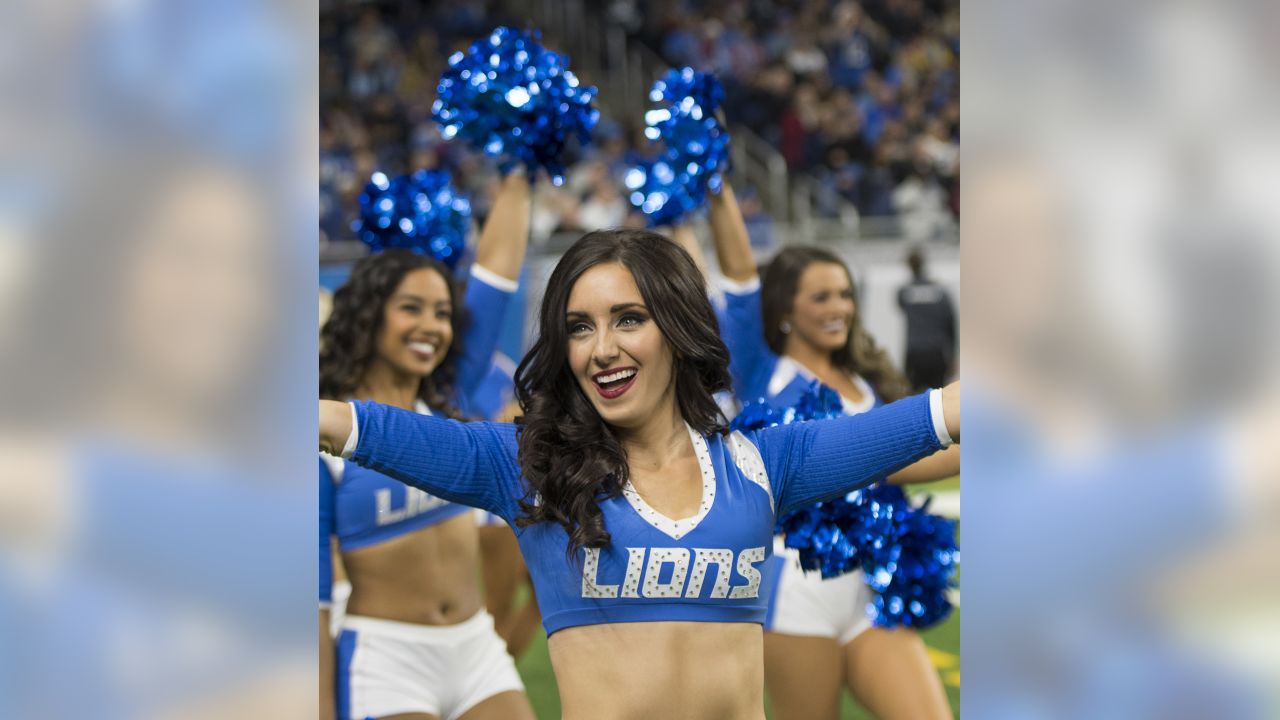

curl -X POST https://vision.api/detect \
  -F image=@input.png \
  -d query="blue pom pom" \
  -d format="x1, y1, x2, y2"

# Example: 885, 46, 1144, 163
628, 67, 731, 226
792, 383, 844, 422
353, 169, 471, 268
735, 381, 959, 627
870, 505, 958, 629
432, 27, 599, 184
621, 157, 703, 228
729, 398, 786, 433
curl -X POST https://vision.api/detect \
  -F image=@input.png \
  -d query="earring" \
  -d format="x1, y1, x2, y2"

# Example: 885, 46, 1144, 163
780, 321, 792, 334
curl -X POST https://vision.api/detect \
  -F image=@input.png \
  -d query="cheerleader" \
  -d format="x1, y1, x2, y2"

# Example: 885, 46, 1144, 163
708, 182, 957, 719
320, 229, 960, 720
319, 171, 535, 720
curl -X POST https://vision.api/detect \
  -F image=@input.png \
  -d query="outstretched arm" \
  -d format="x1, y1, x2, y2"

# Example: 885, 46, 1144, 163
758, 383, 960, 514
889, 444, 960, 484
319, 399, 523, 520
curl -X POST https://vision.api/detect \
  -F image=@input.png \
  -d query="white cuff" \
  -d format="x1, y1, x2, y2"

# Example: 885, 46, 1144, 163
470, 263, 519, 293
341, 402, 359, 458
718, 274, 761, 296
929, 389, 954, 447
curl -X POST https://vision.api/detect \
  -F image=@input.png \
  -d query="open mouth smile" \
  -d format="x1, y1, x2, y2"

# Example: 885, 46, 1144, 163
592, 366, 638, 399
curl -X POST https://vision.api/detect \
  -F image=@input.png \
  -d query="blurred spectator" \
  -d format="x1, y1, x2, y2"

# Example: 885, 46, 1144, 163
896, 245, 956, 391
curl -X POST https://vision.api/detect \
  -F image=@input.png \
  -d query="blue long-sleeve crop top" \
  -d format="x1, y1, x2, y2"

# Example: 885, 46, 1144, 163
341, 391, 947, 634
319, 266, 517, 604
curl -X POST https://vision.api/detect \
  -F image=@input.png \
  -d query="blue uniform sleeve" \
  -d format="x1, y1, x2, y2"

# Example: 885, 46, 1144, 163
455, 268, 515, 401
751, 392, 944, 515
349, 400, 524, 522
318, 457, 334, 605
720, 283, 778, 401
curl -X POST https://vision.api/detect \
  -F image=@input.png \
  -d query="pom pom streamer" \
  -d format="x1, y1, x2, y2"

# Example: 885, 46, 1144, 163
627, 67, 731, 226
871, 505, 959, 628
730, 381, 959, 629
432, 26, 599, 185
354, 169, 471, 267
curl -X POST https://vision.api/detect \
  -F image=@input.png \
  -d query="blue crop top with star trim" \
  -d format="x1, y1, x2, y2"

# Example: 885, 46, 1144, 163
341, 390, 947, 633
319, 266, 516, 604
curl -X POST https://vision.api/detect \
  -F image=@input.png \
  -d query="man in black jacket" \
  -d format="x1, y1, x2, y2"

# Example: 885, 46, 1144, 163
897, 247, 957, 391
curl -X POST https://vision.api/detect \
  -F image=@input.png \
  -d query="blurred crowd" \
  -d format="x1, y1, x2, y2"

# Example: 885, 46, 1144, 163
321, 0, 958, 245
631, 0, 958, 222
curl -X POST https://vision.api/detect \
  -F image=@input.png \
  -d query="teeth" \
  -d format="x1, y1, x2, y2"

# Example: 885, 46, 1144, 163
595, 369, 637, 384
409, 342, 436, 354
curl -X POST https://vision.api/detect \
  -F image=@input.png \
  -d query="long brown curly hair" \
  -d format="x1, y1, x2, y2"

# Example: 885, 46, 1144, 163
513, 230, 733, 556
761, 246, 911, 403
319, 250, 466, 417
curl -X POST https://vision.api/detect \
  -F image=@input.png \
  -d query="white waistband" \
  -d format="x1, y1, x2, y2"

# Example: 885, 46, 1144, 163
341, 610, 495, 643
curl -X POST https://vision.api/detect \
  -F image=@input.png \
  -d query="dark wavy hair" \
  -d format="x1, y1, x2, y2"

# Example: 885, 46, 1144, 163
319, 250, 466, 417
513, 229, 732, 555
761, 246, 911, 402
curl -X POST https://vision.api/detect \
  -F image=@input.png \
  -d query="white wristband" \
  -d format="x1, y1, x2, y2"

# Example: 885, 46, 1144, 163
929, 389, 954, 447
470, 263, 519, 293
341, 402, 359, 458
717, 274, 761, 296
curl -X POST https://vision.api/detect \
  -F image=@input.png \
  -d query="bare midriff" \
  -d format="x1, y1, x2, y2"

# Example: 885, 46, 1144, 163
549, 620, 766, 720
342, 512, 482, 626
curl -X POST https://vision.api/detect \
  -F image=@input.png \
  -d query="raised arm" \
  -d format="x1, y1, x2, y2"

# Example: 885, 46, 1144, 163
669, 224, 710, 277
757, 384, 960, 514
474, 169, 531, 281
455, 170, 532, 399
705, 181, 776, 399
708, 181, 755, 283
320, 399, 523, 520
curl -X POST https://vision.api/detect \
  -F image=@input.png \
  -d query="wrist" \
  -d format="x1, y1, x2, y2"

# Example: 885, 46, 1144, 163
941, 383, 960, 443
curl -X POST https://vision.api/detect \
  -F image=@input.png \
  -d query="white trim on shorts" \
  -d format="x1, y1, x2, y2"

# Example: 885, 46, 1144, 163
765, 539, 875, 646
336, 610, 524, 720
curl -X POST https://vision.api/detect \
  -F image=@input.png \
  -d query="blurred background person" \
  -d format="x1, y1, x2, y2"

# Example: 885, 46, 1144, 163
897, 246, 957, 392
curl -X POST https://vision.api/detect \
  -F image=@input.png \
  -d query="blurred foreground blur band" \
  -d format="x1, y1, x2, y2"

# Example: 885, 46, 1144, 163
0, 0, 318, 717
964, 0, 1280, 717
0, 0, 1274, 717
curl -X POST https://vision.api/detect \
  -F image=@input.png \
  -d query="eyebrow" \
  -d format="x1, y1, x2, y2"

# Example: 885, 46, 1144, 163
393, 293, 451, 307
565, 302, 649, 318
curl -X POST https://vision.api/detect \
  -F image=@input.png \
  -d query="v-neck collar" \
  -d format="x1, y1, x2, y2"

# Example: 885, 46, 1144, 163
621, 423, 716, 541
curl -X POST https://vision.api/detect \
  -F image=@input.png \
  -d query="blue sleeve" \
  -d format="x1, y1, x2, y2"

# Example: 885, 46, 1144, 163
455, 269, 515, 400
751, 392, 944, 515
318, 457, 334, 605
457, 359, 516, 421
720, 285, 778, 401
349, 400, 524, 522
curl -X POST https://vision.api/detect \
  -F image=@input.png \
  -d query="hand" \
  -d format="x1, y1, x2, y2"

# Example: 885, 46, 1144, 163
320, 400, 353, 456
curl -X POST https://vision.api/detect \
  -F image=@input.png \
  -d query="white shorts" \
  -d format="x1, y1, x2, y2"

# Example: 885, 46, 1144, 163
764, 538, 875, 646
336, 611, 525, 720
